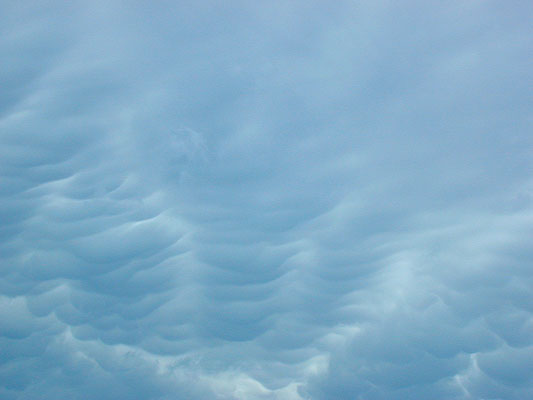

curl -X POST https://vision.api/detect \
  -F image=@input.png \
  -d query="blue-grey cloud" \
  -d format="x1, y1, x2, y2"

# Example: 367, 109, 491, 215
1, 1, 532, 399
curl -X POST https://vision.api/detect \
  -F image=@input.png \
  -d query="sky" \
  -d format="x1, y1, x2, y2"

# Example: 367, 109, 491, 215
0, 1, 532, 399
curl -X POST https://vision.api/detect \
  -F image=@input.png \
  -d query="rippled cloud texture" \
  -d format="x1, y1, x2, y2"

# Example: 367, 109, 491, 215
1, 1, 532, 399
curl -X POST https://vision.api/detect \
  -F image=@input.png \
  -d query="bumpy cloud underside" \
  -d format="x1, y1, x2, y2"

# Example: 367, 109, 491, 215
1, 1, 532, 399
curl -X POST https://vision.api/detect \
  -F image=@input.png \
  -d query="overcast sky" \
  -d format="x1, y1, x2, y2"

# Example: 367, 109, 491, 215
1, 1, 532, 399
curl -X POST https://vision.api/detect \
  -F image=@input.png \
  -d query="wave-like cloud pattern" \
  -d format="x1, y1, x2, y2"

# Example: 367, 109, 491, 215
1, 1, 532, 399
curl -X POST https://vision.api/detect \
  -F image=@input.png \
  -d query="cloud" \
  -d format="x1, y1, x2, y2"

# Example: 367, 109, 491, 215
1, 0, 532, 399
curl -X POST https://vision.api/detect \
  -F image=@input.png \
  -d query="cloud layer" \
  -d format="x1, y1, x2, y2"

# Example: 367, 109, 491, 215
1, 1, 532, 399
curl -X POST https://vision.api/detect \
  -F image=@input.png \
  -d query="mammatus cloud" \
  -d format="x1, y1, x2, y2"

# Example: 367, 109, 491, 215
1, 1, 532, 399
